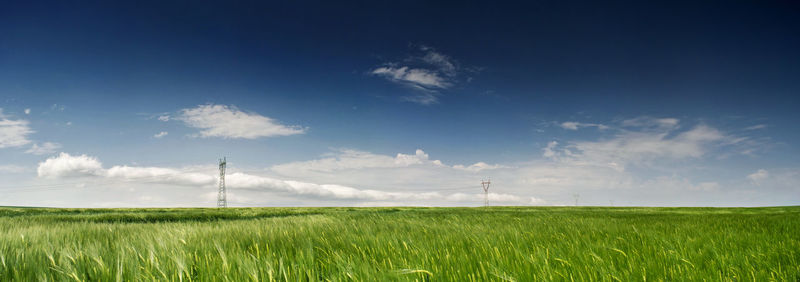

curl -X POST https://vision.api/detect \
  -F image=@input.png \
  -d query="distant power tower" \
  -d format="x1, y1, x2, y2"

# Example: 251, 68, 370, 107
481, 179, 491, 207
217, 157, 227, 208
573, 193, 580, 206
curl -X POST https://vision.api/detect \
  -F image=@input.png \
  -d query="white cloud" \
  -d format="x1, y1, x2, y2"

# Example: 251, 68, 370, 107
33, 151, 537, 205
370, 45, 467, 105
24, 109, 31, 115
0, 109, 34, 148
37, 152, 216, 186
621, 117, 679, 130
744, 124, 767, 130
452, 162, 505, 172
153, 131, 168, 138
228, 172, 441, 201
226, 172, 538, 204
25, 142, 62, 155
23, 115, 784, 207
0, 165, 28, 173
401, 92, 439, 105
694, 182, 720, 191
542, 141, 559, 159
157, 115, 170, 122
559, 121, 609, 130
420, 48, 457, 76
37, 153, 105, 178
444, 193, 544, 205
105, 166, 215, 186
272, 149, 507, 175
371, 67, 450, 90
747, 169, 769, 182
272, 149, 442, 173
177, 104, 306, 139
550, 123, 725, 169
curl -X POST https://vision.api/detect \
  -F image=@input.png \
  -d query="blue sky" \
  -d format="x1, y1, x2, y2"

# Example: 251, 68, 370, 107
1, 1, 798, 207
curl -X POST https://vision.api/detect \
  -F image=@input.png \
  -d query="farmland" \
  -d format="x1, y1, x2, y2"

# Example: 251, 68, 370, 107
0, 206, 798, 281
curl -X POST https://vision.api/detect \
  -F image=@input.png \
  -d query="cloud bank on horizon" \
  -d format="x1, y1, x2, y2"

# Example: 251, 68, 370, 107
1, 102, 792, 207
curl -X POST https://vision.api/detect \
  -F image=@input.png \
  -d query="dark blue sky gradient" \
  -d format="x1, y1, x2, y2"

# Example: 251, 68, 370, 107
1, 0, 799, 166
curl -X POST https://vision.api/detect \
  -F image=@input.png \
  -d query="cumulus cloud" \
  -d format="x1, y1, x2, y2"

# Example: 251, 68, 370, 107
24, 109, 31, 115
0, 109, 34, 148
37, 153, 105, 178
37, 152, 215, 186
153, 131, 168, 138
25, 142, 62, 155
177, 104, 306, 139
747, 169, 769, 183
370, 45, 468, 105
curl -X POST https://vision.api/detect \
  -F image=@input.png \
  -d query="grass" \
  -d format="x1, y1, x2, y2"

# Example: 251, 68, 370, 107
0, 206, 798, 281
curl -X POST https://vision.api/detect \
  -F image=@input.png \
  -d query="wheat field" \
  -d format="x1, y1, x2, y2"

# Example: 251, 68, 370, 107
0, 206, 798, 281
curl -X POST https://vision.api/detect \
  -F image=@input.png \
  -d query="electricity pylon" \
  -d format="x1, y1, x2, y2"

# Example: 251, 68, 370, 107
217, 157, 227, 208
481, 179, 491, 207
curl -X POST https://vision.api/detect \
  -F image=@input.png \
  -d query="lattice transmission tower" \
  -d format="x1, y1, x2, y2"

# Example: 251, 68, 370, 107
217, 157, 227, 208
481, 179, 491, 207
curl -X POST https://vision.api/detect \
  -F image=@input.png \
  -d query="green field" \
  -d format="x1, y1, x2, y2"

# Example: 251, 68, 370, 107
0, 206, 798, 281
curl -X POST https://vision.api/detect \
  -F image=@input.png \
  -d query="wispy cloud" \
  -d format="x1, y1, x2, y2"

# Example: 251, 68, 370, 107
0, 165, 28, 173
25, 142, 62, 155
153, 131, 168, 138
744, 124, 767, 130
50, 104, 65, 112
371, 67, 450, 90
747, 169, 769, 183
177, 104, 306, 139
0, 109, 34, 149
546, 118, 726, 169
559, 121, 609, 130
271, 148, 503, 174
370, 45, 468, 105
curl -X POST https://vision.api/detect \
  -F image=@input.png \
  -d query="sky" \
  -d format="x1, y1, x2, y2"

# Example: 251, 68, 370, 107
1, 1, 798, 207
